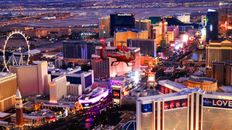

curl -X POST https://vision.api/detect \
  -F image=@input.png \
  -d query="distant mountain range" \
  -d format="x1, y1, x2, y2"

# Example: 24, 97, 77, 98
0, 0, 223, 3
0, 0, 225, 9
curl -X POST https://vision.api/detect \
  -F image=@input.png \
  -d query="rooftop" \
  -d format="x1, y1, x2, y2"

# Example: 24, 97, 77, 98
208, 40, 232, 48
138, 88, 204, 102
0, 73, 16, 83
220, 86, 232, 93
63, 40, 101, 45
0, 72, 13, 79
116, 28, 145, 33
158, 80, 187, 90
48, 67, 81, 75
188, 76, 217, 83
0, 112, 10, 118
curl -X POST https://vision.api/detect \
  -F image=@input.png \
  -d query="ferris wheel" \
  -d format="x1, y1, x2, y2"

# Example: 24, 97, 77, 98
2, 30, 30, 72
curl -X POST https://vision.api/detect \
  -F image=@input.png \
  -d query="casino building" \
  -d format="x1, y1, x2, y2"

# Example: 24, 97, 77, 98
0, 73, 17, 111
136, 88, 232, 130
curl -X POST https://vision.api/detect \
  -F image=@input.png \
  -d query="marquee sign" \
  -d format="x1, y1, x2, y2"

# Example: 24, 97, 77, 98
203, 98, 232, 109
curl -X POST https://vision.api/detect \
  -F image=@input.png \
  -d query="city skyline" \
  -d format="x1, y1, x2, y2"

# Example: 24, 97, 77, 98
0, 0, 231, 130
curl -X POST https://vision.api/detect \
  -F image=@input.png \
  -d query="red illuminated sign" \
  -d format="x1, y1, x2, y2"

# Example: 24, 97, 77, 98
164, 99, 188, 110
113, 90, 120, 99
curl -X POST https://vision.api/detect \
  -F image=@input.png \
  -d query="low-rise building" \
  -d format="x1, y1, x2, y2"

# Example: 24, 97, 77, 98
0, 73, 17, 111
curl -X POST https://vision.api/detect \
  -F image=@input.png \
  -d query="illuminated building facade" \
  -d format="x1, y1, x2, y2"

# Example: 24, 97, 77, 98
206, 40, 232, 67
166, 26, 179, 43
91, 55, 132, 78
137, 89, 232, 130
135, 19, 151, 31
140, 56, 158, 67
63, 40, 100, 60
212, 61, 232, 85
201, 15, 207, 27
91, 55, 110, 79
184, 76, 218, 92
218, 6, 232, 37
9, 61, 50, 97
110, 13, 135, 36
110, 77, 126, 105
49, 76, 68, 103
49, 68, 94, 92
78, 87, 109, 108
135, 19, 152, 38
147, 72, 156, 87
225, 62, 232, 86
99, 16, 110, 38
0, 73, 17, 112
151, 21, 167, 45
25, 27, 71, 38
114, 30, 149, 46
93, 46, 141, 78
206, 9, 219, 41
127, 39, 156, 57
176, 13, 191, 23
67, 84, 82, 96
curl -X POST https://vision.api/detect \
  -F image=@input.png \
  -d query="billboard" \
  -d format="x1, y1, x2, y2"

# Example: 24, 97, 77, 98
164, 99, 188, 110
203, 98, 232, 109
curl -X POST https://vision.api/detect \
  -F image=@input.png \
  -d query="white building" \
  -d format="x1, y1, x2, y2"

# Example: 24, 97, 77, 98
49, 67, 94, 95
136, 88, 232, 130
9, 61, 50, 97
0, 73, 17, 111
67, 84, 82, 96
49, 76, 68, 103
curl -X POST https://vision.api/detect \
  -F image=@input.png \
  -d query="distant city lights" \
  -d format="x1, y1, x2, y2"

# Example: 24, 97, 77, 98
182, 34, 189, 43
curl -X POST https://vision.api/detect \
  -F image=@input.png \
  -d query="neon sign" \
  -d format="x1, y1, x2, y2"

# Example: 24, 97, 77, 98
112, 90, 120, 99
203, 98, 232, 109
